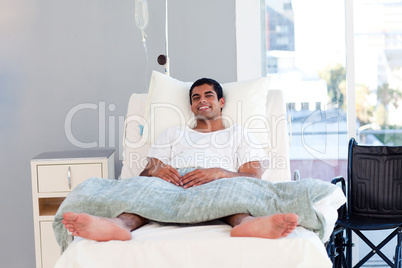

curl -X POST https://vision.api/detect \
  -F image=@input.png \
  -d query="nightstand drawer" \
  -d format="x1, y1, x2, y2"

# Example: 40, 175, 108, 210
37, 163, 102, 193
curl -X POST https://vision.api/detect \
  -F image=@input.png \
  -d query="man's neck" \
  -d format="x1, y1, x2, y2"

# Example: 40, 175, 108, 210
192, 119, 225, 133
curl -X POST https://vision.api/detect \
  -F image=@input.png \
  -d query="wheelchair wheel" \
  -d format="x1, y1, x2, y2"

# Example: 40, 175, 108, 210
395, 245, 401, 268
334, 231, 346, 268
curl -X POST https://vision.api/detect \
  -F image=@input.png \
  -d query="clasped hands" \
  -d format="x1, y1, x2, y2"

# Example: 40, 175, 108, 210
150, 164, 226, 189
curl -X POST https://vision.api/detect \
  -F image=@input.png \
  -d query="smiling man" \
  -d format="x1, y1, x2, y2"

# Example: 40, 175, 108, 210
62, 78, 299, 242
190, 80, 225, 129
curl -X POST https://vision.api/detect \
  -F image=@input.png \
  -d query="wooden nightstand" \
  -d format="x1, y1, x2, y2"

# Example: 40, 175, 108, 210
31, 149, 115, 268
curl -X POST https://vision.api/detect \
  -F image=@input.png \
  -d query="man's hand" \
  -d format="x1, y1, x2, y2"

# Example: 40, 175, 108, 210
181, 168, 226, 189
151, 164, 183, 186
140, 158, 183, 186
181, 161, 262, 189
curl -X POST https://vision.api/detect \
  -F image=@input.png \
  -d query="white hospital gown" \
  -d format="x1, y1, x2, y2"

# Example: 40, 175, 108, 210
147, 125, 268, 172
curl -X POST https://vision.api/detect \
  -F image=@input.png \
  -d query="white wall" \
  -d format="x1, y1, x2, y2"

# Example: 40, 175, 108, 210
169, 0, 237, 81
235, 0, 263, 80
0, 0, 238, 266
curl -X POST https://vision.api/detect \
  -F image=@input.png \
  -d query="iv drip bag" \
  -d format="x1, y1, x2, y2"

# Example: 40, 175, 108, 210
135, 0, 149, 41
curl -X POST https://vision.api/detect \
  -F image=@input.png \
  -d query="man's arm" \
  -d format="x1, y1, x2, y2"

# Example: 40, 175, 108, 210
181, 161, 262, 189
140, 158, 183, 186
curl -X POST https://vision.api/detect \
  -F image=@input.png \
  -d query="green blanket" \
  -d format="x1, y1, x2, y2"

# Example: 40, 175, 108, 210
53, 175, 340, 252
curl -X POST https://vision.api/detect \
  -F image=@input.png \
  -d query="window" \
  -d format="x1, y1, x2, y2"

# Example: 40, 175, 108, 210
262, 0, 402, 174
263, 0, 347, 182
283, 3, 292, 10
261, 1, 402, 264
354, 0, 402, 146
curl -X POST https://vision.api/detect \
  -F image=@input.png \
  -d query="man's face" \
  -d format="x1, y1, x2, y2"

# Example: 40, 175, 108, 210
190, 84, 225, 120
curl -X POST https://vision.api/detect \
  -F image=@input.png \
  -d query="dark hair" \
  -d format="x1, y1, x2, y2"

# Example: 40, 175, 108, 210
189, 78, 223, 104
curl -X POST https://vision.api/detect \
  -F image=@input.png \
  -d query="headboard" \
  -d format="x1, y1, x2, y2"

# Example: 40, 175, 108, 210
120, 71, 290, 182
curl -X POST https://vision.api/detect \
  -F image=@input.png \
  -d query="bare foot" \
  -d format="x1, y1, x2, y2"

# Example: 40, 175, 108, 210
230, 213, 299, 239
62, 212, 132, 242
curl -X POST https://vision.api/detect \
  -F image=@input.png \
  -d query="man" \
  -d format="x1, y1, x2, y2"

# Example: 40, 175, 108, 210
63, 78, 298, 242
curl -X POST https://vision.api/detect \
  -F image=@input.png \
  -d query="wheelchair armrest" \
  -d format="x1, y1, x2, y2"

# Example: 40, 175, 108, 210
330, 176, 347, 220
331, 176, 346, 194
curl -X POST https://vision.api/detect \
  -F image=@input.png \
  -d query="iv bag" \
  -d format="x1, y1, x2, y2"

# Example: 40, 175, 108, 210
135, 0, 149, 34
135, 0, 149, 71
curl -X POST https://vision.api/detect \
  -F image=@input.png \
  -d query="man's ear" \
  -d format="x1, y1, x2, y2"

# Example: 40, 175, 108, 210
220, 97, 225, 108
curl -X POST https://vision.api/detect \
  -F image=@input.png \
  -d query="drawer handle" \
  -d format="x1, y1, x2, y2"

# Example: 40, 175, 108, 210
67, 166, 71, 189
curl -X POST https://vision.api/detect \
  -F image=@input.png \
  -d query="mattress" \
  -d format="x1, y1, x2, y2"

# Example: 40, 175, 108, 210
55, 221, 332, 268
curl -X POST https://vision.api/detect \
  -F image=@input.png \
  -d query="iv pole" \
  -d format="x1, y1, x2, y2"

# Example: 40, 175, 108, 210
165, 0, 170, 76
158, 0, 170, 76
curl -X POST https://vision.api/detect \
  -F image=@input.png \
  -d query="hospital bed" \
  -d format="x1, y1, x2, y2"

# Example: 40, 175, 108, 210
54, 71, 345, 268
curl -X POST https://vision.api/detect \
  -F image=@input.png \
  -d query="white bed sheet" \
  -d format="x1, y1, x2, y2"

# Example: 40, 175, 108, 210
55, 222, 332, 268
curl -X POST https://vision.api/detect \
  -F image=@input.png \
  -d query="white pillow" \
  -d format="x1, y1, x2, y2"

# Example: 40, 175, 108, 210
143, 71, 272, 148
143, 72, 193, 144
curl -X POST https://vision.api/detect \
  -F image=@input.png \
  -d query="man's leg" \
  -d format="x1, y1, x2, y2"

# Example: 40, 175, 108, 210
62, 212, 148, 242
224, 213, 299, 239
